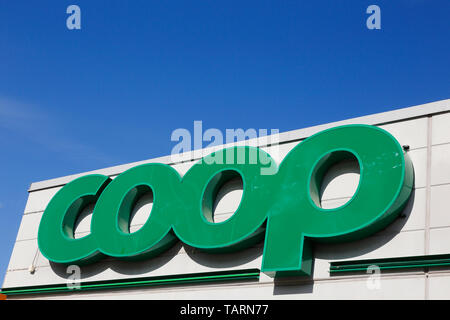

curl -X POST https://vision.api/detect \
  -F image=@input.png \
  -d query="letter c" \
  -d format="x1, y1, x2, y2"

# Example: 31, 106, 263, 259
38, 174, 111, 264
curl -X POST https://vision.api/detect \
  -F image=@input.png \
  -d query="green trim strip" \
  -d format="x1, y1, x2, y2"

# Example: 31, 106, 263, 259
0, 269, 260, 296
330, 254, 450, 274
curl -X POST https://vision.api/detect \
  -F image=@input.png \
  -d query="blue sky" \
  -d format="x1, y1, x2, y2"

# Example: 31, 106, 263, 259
0, 1, 448, 285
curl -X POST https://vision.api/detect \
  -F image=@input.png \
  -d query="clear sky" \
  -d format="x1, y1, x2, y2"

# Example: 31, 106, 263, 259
0, 1, 448, 285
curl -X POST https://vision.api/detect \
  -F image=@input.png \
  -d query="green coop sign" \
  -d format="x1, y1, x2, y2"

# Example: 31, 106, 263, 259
38, 125, 414, 277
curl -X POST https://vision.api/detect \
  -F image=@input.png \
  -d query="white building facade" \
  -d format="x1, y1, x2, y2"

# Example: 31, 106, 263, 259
2, 99, 450, 299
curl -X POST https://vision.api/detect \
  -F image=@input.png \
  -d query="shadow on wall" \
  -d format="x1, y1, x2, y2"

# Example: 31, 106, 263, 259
49, 241, 264, 279
314, 188, 415, 261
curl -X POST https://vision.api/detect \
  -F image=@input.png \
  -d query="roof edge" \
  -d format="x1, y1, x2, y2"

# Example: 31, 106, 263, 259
28, 98, 450, 192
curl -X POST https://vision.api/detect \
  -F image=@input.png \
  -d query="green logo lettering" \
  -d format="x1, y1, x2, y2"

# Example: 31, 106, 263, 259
38, 125, 414, 276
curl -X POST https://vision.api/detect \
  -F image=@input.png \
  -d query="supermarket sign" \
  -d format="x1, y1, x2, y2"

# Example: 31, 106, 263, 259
38, 125, 414, 276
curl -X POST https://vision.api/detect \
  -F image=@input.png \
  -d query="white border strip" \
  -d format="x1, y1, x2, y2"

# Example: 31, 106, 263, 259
29, 99, 450, 192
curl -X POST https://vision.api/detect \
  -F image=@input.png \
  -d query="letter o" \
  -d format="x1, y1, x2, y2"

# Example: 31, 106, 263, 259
173, 146, 276, 252
91, 163, 180, 259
